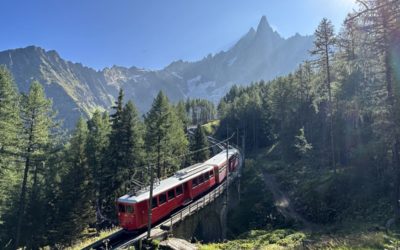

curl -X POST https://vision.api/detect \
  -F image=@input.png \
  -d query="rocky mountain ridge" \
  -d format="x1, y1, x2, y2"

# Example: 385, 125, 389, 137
0, 16, 313, 128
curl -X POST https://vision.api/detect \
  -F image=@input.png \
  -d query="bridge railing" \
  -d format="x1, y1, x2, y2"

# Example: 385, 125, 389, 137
164, 181, 227, 231
117, 154, 242, 249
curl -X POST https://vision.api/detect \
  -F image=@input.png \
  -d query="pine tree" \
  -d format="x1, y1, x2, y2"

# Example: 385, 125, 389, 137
0, 65, 21, 159
175, 101, 189, 130
190, 124, 210, 163
102, 89, 126, 219
0, 66, 21, 227
58, 118, 95, 244
87, 110, 110, 225
347, 0, 400, 219
120, 101, 145, 183
15, 81, 56, 248
145, 91, 188, 178
310, 18, 337, 172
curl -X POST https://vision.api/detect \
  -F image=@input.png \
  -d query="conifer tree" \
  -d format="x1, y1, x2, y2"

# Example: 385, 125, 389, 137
0, 66, 21, 223
175, 101, 189, 130
120, 101, 145, 183
0, 66, 21, 159
87, 110, 110, 223
103, 89, 125, 219
15, 81, 56, 248
311, 18, 337, 172
145, 91, 188, 178
58, 118, 95, 244
190, 124, 210, 163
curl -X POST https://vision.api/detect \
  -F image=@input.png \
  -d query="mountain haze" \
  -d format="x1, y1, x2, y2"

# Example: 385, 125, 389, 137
0, 16, 313, 128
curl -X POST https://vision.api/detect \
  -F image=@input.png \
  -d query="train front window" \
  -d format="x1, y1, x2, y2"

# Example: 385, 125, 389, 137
126, 205, 134, 214
118, 204, 126, 213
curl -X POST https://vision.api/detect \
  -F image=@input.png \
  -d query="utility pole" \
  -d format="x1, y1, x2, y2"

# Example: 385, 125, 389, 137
242, 131, 245, 169
222, 137, 230, 240
226, 139, 229, 202
147, 163, 155, 240
236, 128, 239, 147
238, 133, 245, 202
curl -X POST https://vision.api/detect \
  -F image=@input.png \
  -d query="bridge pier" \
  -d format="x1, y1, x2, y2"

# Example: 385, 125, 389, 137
171, 178, 240, 243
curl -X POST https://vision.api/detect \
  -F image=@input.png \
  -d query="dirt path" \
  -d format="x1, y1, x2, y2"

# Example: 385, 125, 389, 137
262, 171, 316, 231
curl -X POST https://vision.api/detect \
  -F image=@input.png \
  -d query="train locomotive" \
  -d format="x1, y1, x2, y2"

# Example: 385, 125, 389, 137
116, 148, 240, 231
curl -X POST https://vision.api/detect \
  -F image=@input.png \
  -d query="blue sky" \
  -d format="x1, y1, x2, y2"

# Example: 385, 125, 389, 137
0, 0, 357, 70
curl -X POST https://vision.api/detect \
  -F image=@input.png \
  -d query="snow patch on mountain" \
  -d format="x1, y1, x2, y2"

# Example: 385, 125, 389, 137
227, 56, 237, 66
171, 71, 183, 79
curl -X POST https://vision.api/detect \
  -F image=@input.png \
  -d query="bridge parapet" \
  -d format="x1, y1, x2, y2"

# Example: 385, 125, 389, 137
116, 146, 243, 249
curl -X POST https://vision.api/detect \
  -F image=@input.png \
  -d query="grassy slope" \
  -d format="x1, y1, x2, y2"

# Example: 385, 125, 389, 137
199, 230, 400, 250
202, 120, 220, 136
200, 147, 400, 249
67, 227, 120, 250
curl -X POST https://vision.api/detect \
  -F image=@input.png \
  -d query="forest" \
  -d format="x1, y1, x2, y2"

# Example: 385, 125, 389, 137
0, 74, 215, 248
0, 0, 400, 249
211, 0, 400, 247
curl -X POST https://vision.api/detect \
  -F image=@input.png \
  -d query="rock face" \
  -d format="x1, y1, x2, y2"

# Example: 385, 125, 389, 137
0, 16, 313, 129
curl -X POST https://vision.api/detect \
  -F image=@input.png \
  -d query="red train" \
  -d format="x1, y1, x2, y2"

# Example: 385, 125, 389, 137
117, 148, 240, 231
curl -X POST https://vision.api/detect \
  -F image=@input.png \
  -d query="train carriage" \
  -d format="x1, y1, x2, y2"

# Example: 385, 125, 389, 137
117, 148, 239, 231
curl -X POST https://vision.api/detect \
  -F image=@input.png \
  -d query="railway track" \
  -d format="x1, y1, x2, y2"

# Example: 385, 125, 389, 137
83, 181, 232, 249
82, 135, 241, 249
81, 229, 141, 250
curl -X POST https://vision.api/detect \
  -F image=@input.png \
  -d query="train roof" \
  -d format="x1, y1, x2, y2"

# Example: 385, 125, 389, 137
117, 148, 238, 204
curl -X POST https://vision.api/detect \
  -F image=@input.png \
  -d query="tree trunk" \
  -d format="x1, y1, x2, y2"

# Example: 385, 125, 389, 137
157, 134, 161, 179
15, 117, 35, 249
15, 154, 31, 249
325, 44, 336, 174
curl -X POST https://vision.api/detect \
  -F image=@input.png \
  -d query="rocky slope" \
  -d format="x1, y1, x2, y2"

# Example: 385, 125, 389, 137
0, 16, 313, 129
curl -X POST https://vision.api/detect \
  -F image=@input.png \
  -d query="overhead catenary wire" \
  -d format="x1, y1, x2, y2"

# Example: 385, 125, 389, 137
144, 132, 236, 169
130, 132, 236, 189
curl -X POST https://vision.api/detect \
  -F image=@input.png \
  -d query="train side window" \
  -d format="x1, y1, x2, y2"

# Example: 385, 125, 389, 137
205, 172, 210, 180
118, 204, 126, 213
168, 189, 175, 200
192, 178, 198, 187
152, 197, 158, 209
126, 205, 134, 214
209, 170, 214, 177
176, 185, 183, 196
159, 193, 167, 205
199, 175, 204, 183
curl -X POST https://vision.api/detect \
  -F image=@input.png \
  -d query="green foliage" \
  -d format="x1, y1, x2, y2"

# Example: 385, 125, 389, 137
175, 100, 190, 130
0, 65, 21, 158
294, 127, 313, 157
190, 124, 210, 163
2, 1, 400, 248
228, 159, 285, 236
102, 90, 146, 220
185, 98, 217, 126
0, 81, 190, 248
145, 91, 188, 178
202, 120, 220, 136
11, 81, 59, 249
86, 109, 110, 224
217, 82, 270, 151
200, 229, 306, 250
57, 118, 96, 244
216, 0, 400, 227
0, 66, 21, 233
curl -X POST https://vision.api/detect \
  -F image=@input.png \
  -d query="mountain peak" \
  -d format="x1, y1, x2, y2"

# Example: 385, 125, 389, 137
256, 15, 273, 34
